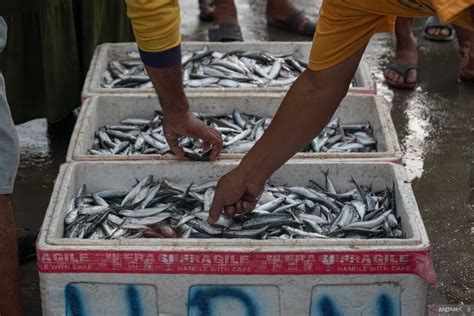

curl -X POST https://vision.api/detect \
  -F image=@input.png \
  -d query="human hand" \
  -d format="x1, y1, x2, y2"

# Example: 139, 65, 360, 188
207, 167, 265, 224
162, 111, 223, 161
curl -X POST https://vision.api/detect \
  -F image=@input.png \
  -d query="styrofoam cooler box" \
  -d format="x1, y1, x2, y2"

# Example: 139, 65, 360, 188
81, 42, 376, 99
66, 94, 402, 162
37, 160, 435, 315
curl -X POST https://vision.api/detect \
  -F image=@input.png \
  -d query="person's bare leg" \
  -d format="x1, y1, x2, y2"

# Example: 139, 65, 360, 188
384, 17, 418, 85
212, 0, 238, 25
266, 0, 313, 33
454, 25, 474, 80
0, 195, 22, 316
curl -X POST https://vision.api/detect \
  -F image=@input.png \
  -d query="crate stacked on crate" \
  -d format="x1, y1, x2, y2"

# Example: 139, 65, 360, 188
37, 42, 434, 316
67, 94, 401, 163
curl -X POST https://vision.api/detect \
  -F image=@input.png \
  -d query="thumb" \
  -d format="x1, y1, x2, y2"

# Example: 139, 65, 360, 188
165, 130, 185, 158
207, 192, 224, 224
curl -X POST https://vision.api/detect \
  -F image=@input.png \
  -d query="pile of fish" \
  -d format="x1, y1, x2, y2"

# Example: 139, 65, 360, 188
102, 49, 310, 89
88, 111, 377, 158
63, 173, 403, 240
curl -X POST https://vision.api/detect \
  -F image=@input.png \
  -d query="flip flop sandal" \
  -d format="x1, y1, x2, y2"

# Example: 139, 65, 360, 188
208, 23, 243, 42
267, 10, 316, 36
384, 63, 418, 90
423, 16, 455, 42
199, 0, 215, 22
17, 227, 39, 265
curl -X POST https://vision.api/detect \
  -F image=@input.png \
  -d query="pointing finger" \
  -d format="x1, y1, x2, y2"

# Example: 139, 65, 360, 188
207, 192, 224, 224
208, 146, 221, 161
164, 130, 185, 159
208, 132, 223, 161
169, 143, 185, 159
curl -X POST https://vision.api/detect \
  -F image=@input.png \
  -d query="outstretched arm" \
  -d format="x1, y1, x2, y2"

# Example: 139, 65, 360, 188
126, 0, 222, 159
207, 0, 391, 222
145, 62, 222, 160
208, 45, 367, 223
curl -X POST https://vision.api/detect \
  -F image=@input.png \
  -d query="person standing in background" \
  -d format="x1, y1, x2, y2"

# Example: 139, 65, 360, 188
199, 0, 317, 41
0, 0, 81, 124
0, 16, 22, 316
0, 0, 134, 125
384, 15, 471, 89
72, 0, 135, 80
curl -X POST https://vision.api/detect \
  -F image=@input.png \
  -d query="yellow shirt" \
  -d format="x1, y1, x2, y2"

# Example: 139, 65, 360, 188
124, 0, 472, 69
126, 0, 181, 67
309, 0, 473, 70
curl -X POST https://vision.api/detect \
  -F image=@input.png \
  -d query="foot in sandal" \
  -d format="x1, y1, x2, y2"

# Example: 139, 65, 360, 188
208, 0, 243, 42
384, 17, 418, 90
423, 16, 455, 42
16, 227, 39, 265
266, 0, 316, 36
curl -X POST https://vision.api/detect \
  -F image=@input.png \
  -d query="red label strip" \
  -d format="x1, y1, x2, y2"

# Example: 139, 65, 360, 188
37, 249, 436, 283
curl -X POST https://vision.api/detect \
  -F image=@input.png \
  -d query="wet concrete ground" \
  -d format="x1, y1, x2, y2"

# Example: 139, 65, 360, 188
12, 0, 473, 314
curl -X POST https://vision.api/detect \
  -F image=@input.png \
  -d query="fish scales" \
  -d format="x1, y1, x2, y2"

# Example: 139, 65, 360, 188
102, 49, 312, 89
63, 174, 402, 240
89, 111, 377, 158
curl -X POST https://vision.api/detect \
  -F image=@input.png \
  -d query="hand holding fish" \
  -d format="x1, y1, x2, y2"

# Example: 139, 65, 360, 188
163, 111, 223, 160
207, 167, 265, 224
144, 62, 223, 160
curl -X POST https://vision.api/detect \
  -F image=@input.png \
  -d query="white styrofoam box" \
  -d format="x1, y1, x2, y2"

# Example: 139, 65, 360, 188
81, 42, 376, 100
66, 94, 402, 162
37, 160, 434, 315
42, 274, 423, 316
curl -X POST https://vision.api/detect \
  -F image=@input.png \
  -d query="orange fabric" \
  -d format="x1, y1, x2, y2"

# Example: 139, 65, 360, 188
432, 0, 473, 26
309, 0, 473, 70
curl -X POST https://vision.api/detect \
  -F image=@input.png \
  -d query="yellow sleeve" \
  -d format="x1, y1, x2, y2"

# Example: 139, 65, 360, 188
309, 0, 394, 71
126, 0, 181, 67
126, 0, 180, 52
433, 0, 473, 30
